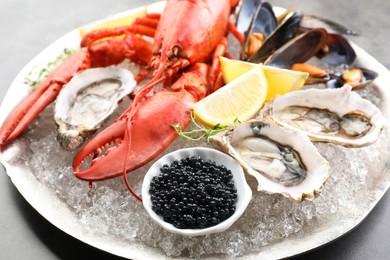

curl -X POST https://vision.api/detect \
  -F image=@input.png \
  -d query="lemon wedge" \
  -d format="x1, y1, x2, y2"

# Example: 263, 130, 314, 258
79, 8, 147, 37
192, 64, 268, 127
219, 56, 308, 101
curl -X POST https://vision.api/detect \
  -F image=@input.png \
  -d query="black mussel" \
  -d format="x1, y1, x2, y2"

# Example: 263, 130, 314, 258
326, 68, 378, 90
264, 28, 328, 68
317, 33, 356, 66
247, 10, 303, 63
240, 2, 277, 60
301, 15, 359, 36
304, 76, 331, 85
250, 2, 277, 37
235, 0, 263, 34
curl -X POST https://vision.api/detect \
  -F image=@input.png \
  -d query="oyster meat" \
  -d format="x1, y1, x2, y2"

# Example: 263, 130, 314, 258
54, 66, 136, 150
268, 85, 385, 147
211, 121, 330, 202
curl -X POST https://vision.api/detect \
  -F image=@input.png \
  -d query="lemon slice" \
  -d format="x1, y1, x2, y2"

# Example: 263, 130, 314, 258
219, 56, 308, 101
192, 65, 268, 127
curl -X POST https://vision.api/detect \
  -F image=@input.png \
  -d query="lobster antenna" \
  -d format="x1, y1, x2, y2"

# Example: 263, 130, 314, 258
123, 126, 142, 202
118, 72, 167, 120
122, 72, 167, 202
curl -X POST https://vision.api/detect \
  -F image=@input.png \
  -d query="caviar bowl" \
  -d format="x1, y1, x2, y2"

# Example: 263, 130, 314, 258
141, 147, 252, 236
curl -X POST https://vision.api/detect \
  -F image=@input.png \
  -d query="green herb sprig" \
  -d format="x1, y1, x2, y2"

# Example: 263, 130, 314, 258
172, 114, 240, 143
24, 48, 77, 90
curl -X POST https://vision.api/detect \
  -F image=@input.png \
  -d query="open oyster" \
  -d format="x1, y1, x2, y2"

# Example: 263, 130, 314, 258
54, 66, 136, 150
211, 121, 330, 202
267, 84, 385, 147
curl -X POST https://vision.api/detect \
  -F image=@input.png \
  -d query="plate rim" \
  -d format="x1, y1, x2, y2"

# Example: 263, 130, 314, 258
1, 1, 390, 259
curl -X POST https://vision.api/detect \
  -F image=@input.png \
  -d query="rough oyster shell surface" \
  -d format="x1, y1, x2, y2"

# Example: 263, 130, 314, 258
211, 121, 330, 202
54, 66, 136, 150
268, 84, 385, 147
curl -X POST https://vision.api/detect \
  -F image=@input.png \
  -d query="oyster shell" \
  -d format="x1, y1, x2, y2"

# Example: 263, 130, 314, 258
54, 66, 136, 150
267, 85, 385, 147
211, 121, 330, 202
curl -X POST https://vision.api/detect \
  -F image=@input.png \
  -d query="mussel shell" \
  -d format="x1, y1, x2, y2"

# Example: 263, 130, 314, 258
301, 15, 359, 36
235, 0, 263, 34
326, 68, 379, 90
247, 10, 303, 63
265, 28, 328, 68
250, 2, 277, 37
240, 2, 277, 60
304, 75, 330, 85
317, 33, 356, 66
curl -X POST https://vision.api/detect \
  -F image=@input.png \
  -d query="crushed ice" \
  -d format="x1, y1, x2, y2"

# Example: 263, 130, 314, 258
0, 7, 388, 256
1, 64, 389, 258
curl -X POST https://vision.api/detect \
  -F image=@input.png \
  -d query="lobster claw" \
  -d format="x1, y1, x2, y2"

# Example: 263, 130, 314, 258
73, 63, 209, 181
73, 90, 197, 181
0, 49, 90, 145
72, 118, 127, 181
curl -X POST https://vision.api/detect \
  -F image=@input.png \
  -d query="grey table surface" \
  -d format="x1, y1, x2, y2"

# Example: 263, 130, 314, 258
0, 0, 389, 259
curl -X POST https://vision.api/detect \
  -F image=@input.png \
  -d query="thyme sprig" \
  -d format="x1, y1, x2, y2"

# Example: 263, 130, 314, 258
24, 48, 77, 90
172, 114, 240, 143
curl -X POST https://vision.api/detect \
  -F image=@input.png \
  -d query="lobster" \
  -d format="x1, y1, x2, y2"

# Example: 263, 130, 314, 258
0, 29, 154, 145
0, 0, 242, 201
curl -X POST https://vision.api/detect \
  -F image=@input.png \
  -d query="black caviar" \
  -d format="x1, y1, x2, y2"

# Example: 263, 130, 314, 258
149, 155, 238, 229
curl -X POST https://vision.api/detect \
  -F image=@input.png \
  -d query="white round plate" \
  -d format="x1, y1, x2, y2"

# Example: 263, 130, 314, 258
0, 1, 389, 259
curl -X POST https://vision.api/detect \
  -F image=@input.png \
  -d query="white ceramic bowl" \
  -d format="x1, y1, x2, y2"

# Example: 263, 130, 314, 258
142, 147, 252, 236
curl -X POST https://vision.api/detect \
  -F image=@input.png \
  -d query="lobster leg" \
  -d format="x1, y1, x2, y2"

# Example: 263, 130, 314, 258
227, 19, 245, 45
0, 49, 90, 145
73, 63, 208, 181
88, 33, 154, 67
132, 14, 160, 30
81, 14, 160, 47
208, 38, 228, 92
0, 28, 156, 146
